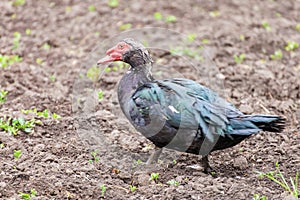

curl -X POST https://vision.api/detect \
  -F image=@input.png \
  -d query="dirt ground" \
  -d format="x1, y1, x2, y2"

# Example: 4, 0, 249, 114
1, 0, 300, 199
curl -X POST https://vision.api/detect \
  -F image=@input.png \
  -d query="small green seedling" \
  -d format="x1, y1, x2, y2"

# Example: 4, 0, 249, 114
165, 15, 177, 23
65, 6, 72, 13
25, 28, 31, 35
186, 33, 197, 42
12, 0, 25, 6
170, 47, 204, 61
154, 12, 163, 20
100, 185, 106, 197
201, 39, 210, 44
108, 0, 119, 8
0, 90, 8, 103
88, 5, 96, 12
172, 159, 177, 165
42, 43, 51, 50
253, 194, 267, 200
119, 23, 132, 31
0, 117, 35, 135
209, 10, 221, 17
257, 162, 299, 198
12, 32, 21, 50
270, 50, 283, 60
87, 65, 101, 83
49, 75, 56, 82
0, 54, 22, 68
285, 41, 299, 51
240, 35, 245, 41
234, 53, 245, 64
149, 173, 159, 181
52, 113, 61, 120
89, 150, 100, 163
36, 58, 43, 65
132, 159, 143, 169
296, 23, 300, 31
0, 143, 4, 149
262, 21, 271, 31
167, 179, 179, 186
22, 108, 61, 120
14, 149, 22, 160
97, 90, 104, 101
104, 67, 111, 72
19, 189, 36, 200
129, 185, 137, 192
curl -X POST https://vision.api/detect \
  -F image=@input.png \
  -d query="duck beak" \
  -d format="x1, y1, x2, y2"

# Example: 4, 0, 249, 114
97, 46, 122, 65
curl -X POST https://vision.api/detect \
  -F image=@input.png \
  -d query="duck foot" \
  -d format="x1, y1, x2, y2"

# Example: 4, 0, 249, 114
201, 155, 217, 177
146, 147, 162, 165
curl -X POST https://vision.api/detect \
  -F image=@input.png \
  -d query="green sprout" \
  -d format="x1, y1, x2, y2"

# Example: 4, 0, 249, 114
88, 5, 96, 12
209, 10, 221, 17
167, 179, 179, 186
12, 0, 25, 6
25, 28, 31, 35
0, 90, 8, 103
186, 33, 197, 42
119, 23, 132, 31
14, 149, 22, 160
257, 162, 299, 198
154, 12, 163, 20
22, 108, 61, 120
270, 50, 283, 60
87, 65, 100, 83
42, 43, 51, 50
36, 58, 43, 65
201, 38, 210, 44
11, 13, 17, 19
97, 90, 104, 101
170, 46, 204, 61
65, 6, 72, 13
262, 21, 271, 31
129, 185, 137, 192
165, 15, 177, 23
100, 185, 106, 197
149, 173, 159, 182
19, 189, 37, 200
49, 75, 56, 82
0, 117, 35, 135
89, 150, 100, 163
108, 0, 119, 8
240, 35, 245, 41
296, 23, 300, 31
234, 53, 246, 64
104, 67, 111, 72
12, 32, 21, 50
275, 12, 282, 17
253, 194, 267, 200
285, 41, 299, 51
0, 54, 22, 68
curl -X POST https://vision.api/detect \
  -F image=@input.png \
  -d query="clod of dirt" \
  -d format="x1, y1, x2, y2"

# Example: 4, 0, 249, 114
136, 173, 150, 186
233, 156, 248, 170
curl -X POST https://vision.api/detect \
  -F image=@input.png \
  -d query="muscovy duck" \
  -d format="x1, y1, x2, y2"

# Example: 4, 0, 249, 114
97, 38, 285, 173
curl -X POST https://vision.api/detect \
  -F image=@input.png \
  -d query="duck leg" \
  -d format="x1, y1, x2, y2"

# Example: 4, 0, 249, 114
146, 147, 163, 165
200, 155, 216, 176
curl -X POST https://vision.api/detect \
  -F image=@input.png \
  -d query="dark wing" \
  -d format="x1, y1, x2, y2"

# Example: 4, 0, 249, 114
128, 78, 260, 143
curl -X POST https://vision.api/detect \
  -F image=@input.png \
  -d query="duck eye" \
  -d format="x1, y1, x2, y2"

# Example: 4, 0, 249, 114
119, 44, 124, 49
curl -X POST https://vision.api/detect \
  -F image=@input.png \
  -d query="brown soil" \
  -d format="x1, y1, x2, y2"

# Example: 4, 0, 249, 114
0, 0, 299, 199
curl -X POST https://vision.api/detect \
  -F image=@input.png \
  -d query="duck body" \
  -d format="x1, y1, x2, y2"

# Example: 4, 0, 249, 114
97, 38, 285, 172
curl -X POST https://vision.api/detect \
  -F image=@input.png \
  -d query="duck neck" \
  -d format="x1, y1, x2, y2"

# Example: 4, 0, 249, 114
118, 64, 153, 116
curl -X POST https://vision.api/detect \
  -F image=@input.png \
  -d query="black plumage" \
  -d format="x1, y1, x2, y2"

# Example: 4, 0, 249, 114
97, 38, 285, 173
